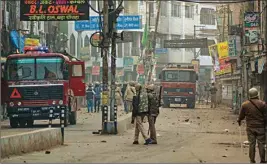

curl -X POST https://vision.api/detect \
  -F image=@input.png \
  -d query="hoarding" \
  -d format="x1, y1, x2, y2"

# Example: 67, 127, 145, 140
20, 0, 89, 21
163, 38, 208, 48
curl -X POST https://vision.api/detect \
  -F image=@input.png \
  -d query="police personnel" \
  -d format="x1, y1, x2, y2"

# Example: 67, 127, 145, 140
237, 88, 267, 163
209, 82, 218, 108
147, 84, 160, 144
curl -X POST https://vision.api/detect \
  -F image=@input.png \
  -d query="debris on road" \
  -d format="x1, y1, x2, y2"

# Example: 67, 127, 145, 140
224, 129, 229, 132
197, 117, 200, 119
184, 119, 190, 122
45, 151, 51, 154
173, 150, 176, 152
222, 155, 227, 158
101, 140, 107, 143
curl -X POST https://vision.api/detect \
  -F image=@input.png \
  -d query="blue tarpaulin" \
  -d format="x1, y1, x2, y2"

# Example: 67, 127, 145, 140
10, 30, 25, 53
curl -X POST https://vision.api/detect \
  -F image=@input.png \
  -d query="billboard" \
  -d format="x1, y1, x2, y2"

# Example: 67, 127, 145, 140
20, 0, 89, 21
163, 38, 208, 48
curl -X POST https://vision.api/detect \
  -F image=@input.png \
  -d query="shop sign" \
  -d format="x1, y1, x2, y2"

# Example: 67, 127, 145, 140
244, 12, 260, 28
20, 0, 89, 21
92, 66, 100, 75
124, 57, 134, 71
228, 36, 237, 57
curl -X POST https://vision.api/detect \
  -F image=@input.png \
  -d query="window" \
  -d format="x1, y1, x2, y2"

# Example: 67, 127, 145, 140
171, 3, 181, 17
159, 34, 168, 48
7, 58, 35, 80
160, 2, 168, 17
124, 43, 130, 56
200, 39, 215, 55
200, 8, 216, 25
163, 70, 196, 82
38, 22, 41, 30
185, 5, 194, 18
70, 34, 76, 56
84, 35, 90, 47
36, 57, 63, 80
72, 65, 83, 77
117, 43, 123, 58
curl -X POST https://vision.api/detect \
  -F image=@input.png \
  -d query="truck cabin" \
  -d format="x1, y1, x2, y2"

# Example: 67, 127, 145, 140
159, 64, 198, 83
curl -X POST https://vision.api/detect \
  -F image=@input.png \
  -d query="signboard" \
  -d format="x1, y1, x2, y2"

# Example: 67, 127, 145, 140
92, 66, 100, 75
163, 38, 208, 48
25, 38, 40, 46
75, 15, 142, 31
217, 41, 229, 59
80, 47, 90, 60
20, 0, 89, 21
244, 12, 260, 28
244, 29, 259, 44
123, 57, 134, 71
155, 48, 168, 54
90, 32, 103, 48
136, 64, 145, 75
228, 36, 236, 57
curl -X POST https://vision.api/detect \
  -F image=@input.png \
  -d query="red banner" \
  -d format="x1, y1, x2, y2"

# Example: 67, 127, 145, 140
92, 66, 100, 75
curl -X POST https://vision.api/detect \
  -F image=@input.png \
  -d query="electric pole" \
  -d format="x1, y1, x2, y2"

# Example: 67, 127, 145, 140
101, 0, 110, 134
264, 0, 267, 103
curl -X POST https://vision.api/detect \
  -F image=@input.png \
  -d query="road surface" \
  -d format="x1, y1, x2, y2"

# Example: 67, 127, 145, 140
1, 104, 255, 163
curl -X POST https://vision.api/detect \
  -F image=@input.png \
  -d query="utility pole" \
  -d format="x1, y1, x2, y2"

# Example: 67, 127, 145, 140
101, 0, 110, 134
194, 25, 196, 59
264, 0, 267, 103
109, 0, 116, 129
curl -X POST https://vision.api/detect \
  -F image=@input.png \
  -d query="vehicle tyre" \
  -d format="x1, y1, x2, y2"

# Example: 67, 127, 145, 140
69, 111, 77, 125
187, 102, 195, 109
27, 120, 34, 127
10, 118, 18, 128
19, 120, 27, 127
64, 110, 69, 127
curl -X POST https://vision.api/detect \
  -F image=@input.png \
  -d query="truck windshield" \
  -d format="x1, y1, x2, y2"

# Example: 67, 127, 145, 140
163, 70, 196, 82
6, 57, 64, 81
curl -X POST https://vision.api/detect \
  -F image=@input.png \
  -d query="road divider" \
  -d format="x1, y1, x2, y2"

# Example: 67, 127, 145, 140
1, 128, 62, 158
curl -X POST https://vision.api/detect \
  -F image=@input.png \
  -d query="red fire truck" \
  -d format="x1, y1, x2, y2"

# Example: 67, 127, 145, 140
2, 46, 85, 128
159, 64, 198, 109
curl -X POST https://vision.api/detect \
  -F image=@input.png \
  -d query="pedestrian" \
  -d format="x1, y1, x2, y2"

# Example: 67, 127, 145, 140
121, 82, 128, 113
124, 81, 136, 114
237, 88, 267, 163
86, 83, 95, 113
209, 82, 217, 108
115, 83, 123, 106
131, 83, 152, 145
94, 82, 102, 113
147, 84, 160, 144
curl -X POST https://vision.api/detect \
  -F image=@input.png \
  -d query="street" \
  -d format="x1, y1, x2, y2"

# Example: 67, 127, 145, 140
1, 104, 256, 163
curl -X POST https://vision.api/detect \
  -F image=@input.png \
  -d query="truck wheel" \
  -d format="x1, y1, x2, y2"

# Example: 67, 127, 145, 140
69, 111, 77, 125
10, 118, 18, 128
19, 120, 27, 127
64, 111, 69, 127
187, 102, 195, 109
27, 120, 34, 127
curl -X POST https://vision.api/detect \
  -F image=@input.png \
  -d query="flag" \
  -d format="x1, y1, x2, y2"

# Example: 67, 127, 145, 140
141, 23, 149, 47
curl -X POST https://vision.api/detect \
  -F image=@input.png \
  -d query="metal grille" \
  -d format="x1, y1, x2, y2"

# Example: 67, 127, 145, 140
20, 86, 63, 100
23, 100, 48, 106
164, 88, 193, 93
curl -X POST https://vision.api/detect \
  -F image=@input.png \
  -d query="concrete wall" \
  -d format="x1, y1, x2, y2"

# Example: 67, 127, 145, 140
1, 128, 62, 158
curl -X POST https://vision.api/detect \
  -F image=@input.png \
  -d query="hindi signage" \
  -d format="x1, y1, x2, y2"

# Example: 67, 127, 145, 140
20, 0, 89, 21
163, 38, 208, 48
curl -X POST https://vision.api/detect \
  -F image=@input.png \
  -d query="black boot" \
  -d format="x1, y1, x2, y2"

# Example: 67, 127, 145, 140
133, 141, 139, 144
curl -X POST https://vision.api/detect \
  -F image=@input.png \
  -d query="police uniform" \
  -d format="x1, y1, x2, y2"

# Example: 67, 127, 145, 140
132, 84, 152, 145
238, 88, 267, 163
147, 85, 160, 144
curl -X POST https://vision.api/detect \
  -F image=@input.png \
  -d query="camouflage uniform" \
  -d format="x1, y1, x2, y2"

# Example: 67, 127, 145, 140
147, 90, 160, 144
238, 99, 267, 163
210, 85, 217, 108
132, 85, 152, 144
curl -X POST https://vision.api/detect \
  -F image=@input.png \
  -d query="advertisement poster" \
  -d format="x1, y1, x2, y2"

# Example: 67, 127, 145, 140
208, 44, 220, 72
217, 41, 229, 59
20, 0, 89, 21
123, 57, 134, 71
244, 12, 260, 28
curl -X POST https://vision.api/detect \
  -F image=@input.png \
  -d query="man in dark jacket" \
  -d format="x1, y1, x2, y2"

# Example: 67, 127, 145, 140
147, 84, 160, 144
86, 84, 95, 113
131, 84, 152, 145
94, 82, 102, 113
238, 88, 267, 163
